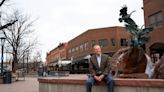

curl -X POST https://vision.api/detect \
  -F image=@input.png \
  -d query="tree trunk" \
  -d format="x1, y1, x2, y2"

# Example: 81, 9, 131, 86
12, 55, 18, 73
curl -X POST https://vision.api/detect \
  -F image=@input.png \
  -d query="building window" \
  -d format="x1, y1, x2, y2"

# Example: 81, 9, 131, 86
91, 40, 95, 48
84, 41, 88, 50
71, 48, 75, 53
111, 38, 116, 46
75, 46, 79, 52
98, 39, 109, 47
120, 38, 128, 46
80, 44, 83, 51
148, 11, 163, 28
68, 49, 71, 54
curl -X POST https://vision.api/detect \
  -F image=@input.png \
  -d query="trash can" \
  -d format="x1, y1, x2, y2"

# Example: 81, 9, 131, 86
3, 71, 12, 84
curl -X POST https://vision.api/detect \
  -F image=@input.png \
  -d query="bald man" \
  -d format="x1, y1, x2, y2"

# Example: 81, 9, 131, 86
86, 45, 114, 92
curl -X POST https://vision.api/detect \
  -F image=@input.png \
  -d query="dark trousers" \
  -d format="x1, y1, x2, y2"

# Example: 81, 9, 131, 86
86, 76, 114, 92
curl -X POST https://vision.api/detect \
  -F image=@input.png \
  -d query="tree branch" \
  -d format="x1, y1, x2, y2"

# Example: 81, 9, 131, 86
0, 20, 17, 30
0, 0, 6, 7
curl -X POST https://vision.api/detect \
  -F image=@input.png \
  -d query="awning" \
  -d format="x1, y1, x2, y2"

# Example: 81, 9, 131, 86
58, 60, 72, 66
150, 42, 164, 54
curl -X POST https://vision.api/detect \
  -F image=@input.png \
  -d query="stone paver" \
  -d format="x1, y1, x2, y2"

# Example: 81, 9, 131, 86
0, 77, 39, 92
0, 74, 87, 92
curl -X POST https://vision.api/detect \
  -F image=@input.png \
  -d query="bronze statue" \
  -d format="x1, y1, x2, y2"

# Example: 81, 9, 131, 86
111, 6, 154, 78
119, 6, 153, 47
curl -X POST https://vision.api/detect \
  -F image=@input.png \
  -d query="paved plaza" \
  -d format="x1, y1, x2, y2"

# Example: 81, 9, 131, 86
0, 77, 39, 92
0, 74, 87, 92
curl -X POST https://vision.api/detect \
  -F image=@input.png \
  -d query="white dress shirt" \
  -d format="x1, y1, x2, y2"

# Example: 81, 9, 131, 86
96, 55, 101, 67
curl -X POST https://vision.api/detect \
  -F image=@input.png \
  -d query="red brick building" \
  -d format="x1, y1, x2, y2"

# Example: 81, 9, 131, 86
67, 26, 130, 61
46, 26, 131, 72
143, 0, 164, 59
46, 43, 68, 64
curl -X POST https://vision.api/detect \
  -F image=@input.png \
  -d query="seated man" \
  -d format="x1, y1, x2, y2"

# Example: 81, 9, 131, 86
86, 45, 114, 92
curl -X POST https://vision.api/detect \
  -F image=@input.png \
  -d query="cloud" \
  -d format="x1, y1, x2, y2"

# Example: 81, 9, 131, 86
13, 0, 144, 61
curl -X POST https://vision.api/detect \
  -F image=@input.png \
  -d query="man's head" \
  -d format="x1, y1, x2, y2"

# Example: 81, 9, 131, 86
93, 45, 102, 55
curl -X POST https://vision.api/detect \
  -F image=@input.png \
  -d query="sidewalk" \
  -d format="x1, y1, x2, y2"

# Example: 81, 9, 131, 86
0, 77, 39, 92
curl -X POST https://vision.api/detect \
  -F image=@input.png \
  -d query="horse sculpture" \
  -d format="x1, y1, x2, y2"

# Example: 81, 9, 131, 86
110, 6, 154, 78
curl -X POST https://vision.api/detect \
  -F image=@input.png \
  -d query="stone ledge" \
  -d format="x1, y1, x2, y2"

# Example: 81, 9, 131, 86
38, 75, 164, 88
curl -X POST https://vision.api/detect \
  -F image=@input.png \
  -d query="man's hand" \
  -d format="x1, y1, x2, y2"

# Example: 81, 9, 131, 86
94, 76, 102, 82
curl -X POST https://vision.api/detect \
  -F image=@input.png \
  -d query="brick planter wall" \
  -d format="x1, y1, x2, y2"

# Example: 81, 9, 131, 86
38, 75, 164, 92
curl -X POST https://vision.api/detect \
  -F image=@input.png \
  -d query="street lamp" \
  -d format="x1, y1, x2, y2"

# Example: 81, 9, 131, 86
0, 37, 5, 75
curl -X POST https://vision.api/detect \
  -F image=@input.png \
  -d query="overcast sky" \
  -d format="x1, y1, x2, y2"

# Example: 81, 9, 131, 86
11, 0, 144, 61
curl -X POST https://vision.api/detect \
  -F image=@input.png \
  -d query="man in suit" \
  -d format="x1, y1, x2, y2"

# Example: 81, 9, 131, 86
86, 45, 114, 92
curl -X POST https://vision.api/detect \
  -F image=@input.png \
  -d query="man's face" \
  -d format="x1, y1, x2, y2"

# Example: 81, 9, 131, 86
93, 45, 102, 55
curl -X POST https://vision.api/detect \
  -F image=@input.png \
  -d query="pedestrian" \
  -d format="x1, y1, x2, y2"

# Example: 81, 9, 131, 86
37, 64, 43, 76
153, 54, 164, 79
86, 45, 114, 92
145, 54, 155, 78
43, 64, 48, 77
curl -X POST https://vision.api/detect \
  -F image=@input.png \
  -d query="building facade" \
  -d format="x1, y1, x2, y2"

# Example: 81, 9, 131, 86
46, 43, 68, 64
67, 26, 130, 62
46, 26, 130, 73
143, 0, 164, 60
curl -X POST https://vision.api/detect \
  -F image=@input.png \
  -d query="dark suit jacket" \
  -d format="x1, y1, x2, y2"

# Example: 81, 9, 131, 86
89, 54, 111, 77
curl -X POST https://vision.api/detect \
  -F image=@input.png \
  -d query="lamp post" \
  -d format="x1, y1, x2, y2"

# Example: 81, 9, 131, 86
26, 50, 29, 74
1, 37, 5, 75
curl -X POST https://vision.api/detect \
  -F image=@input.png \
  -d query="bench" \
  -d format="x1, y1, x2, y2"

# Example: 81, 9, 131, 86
16, 70, 25, 80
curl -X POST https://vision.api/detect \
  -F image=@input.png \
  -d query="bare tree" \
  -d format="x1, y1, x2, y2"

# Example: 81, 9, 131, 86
32, 51, 42, 70
0, 0, 17, 74
0, 0, 17, 30
0, 0, 6, 7
2, 10, 37, 72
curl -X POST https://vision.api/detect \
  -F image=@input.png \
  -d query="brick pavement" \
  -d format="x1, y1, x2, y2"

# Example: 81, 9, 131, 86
0, 77, 39, 92
0, 74, 87, 92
